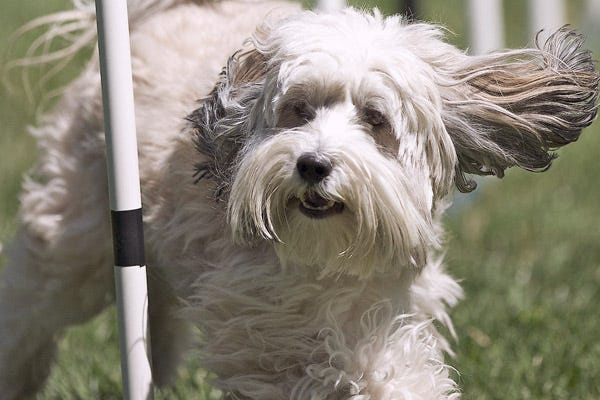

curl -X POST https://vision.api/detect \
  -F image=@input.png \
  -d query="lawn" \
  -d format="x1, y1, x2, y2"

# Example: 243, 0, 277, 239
1, 0, 599, 399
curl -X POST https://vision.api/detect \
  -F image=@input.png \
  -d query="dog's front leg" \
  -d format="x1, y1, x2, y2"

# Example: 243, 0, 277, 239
290, 281, 458, 400
195, 268, 459, 400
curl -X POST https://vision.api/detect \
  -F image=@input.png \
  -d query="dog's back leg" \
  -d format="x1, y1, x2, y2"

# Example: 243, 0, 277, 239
0, 86, 115, 398
0, 226, 113, 399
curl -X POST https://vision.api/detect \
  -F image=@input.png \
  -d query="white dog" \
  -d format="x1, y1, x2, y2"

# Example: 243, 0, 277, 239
1, 0, 598, 398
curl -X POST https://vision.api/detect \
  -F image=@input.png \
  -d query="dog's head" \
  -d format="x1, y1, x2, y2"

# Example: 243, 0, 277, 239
189, 9, 598, 279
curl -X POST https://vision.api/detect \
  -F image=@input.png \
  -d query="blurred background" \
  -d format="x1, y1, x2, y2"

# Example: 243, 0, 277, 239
1, 0, 599, 398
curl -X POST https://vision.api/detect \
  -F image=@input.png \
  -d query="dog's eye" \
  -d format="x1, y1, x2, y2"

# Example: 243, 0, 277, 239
364, 108, 387, 127
277, 101, 316, 128
293, 102, 315, 121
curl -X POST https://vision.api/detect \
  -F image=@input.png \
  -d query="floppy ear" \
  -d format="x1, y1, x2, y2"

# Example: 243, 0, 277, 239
442, 28, 599, 192
187, 47, 268, 197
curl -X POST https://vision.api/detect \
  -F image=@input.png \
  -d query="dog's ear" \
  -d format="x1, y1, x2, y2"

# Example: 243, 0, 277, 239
228, 48, 269, 86
187, 48, 269, 196
441, 28, 599, 192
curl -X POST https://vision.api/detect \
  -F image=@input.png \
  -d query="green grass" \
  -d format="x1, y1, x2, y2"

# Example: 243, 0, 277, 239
1, 1, 599, 399
447, 131, 600, 399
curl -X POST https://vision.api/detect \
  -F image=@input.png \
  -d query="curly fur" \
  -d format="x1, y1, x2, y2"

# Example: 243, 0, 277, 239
0, 1, 597, 399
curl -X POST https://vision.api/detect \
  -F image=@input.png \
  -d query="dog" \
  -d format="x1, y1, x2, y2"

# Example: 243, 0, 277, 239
0, 0, 598, 398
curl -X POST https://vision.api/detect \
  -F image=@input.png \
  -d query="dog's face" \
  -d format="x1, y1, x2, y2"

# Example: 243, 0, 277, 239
190, 9, 598, 279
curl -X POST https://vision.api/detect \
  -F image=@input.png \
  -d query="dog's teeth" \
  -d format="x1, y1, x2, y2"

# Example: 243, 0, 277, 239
301, 198, 334, 210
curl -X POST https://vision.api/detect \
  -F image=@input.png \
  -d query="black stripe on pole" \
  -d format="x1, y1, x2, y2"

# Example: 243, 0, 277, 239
111, 208, 145, 266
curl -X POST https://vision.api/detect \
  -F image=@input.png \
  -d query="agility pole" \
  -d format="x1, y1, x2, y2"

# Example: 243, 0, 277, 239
95, 0, 153, 398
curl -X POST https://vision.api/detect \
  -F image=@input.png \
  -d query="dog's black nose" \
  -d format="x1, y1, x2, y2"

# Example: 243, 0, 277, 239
296, 153, 332, 184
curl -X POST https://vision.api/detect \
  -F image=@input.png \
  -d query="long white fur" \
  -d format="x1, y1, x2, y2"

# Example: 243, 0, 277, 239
0, 1, 597, 399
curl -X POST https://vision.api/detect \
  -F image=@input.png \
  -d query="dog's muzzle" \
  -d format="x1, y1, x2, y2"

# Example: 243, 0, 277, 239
296, 153, 344, 219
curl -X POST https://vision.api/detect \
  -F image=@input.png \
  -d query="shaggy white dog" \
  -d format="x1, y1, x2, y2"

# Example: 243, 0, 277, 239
0, 1, 598, 398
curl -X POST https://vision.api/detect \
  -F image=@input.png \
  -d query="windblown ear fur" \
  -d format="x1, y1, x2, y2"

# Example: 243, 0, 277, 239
188, 48, 268, 198
442, 27, 599, 192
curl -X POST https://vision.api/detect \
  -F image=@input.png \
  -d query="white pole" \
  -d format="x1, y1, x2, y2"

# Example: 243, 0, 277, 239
316, 0, 346, 12
467, 0, 505, 54
95, 0, 153, 399
584, 0, 600, 47
529, 0, 566, 43
587, 0, 600, 16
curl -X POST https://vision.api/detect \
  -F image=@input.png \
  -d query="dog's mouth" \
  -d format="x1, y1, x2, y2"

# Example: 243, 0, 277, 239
298, 191, 344, 219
